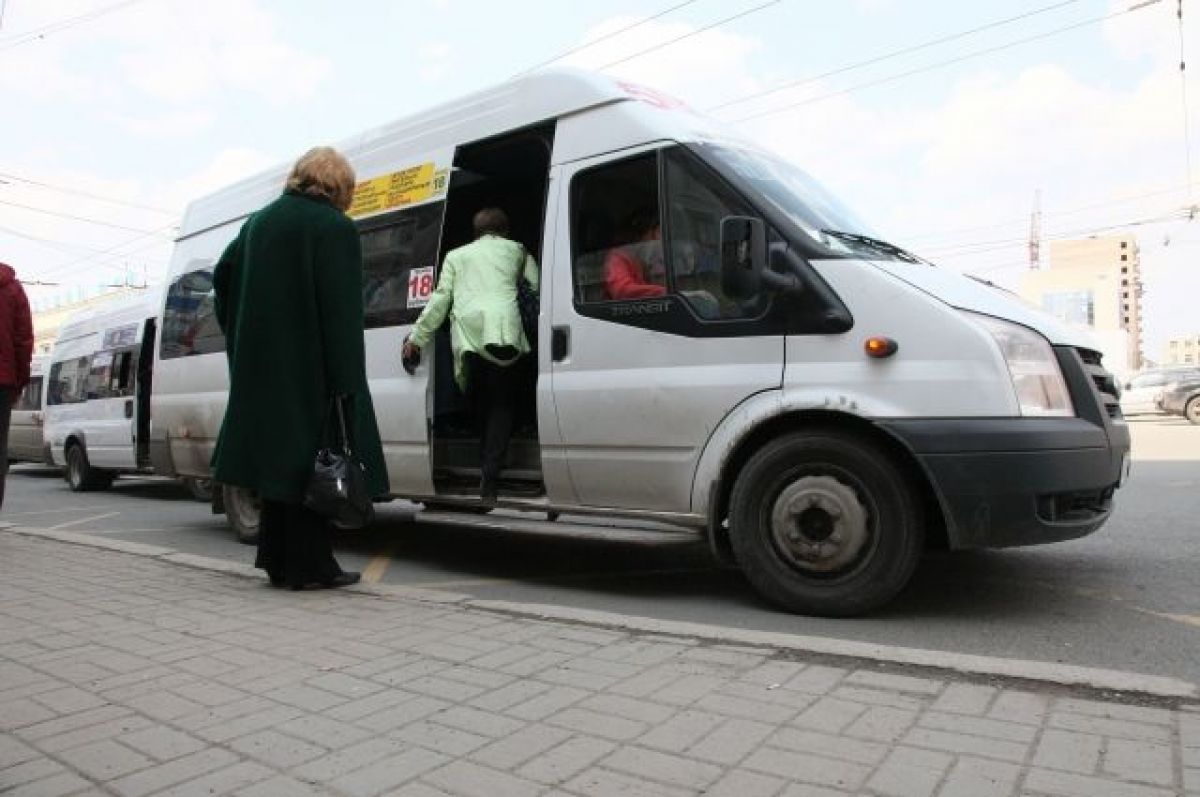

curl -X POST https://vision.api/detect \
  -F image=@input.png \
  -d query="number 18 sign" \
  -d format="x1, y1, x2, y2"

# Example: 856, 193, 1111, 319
407, 266, 435, 309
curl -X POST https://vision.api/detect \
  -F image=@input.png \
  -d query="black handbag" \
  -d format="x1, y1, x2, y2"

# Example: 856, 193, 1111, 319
303, 395, 374, 530
514, 245, 538, 346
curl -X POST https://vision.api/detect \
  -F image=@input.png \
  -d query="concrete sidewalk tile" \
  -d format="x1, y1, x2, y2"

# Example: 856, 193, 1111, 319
1048, 711, 1172, 743
357, 695, 450, 732
653, 674, 727, 706
779, 784, 854, 797
1101, 737, 1174, 786
638, 710, 726, 753
466, 680, 549, 714
844, 670, 944, 695
276, 714, 372, 749
14, 705, 130, 742
771, 727, 890, 766
562, 767, 694, 797
303, 672, 385, 699
498, 650, 572, 678
193, 705, 305, 744
937, 757, 1020, 797
0, 699, 57, 731
172, 696, 276, 733
742, 747, 872, 790
328, 748, 450, 797
1185, 746, 1200, 768
1183, 713, 1200, 747
738, 660, 807, 688
902, 728, 1029, 762
118, 726, 207, 761
987, 690, 1048, 726
325, 690, 416, 723
611, 666, 686, 699
844, 705, 919, 743
263, 684, 347, 713
0, 757, 66, 789
403, 675, 488, 703
431, 705, 527, 738
688, 718, 776, 767
234, 774, 337, 796
1055, 697, 1174, 726
517, 736, 618, 785
1032, 728, 1103, 774
547, 707, 649, 741
1024, 767, 1177, 797
2, 771, 92, 796
228, 728, 328, 768
704, 768, 787, 797
506, 685, 588, 722
580, 694, 677, 726
30, 687, 108, 715
390, 719, 491, 756
469, 724, 573, 769
603, 745, 725, 790
437, 665, 515, 691
866, 746, 953, 797
793, 697, 869, 734
108, 748, 241, 797
123, 690, 206, 721
694, 692, 797, 725
537, 663, 623, 691
594, 640, 687, 668
830, 686, 922, 712
292, 737, 408, 783
721, 681, 817, 712
0, 733, 40, 768
930, 683, 998, 716
1185, 767, 1200, 793
55, 738, 155, 780
153, 760, 276, 797
917, 710, 1039, 743
36, 714, 154, 754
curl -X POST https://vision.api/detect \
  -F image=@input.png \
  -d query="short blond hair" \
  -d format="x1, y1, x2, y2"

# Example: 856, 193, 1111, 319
285, 146, 356, 211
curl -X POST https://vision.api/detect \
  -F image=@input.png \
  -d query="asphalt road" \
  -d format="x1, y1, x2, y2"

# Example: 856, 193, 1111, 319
3, 418, 1198, 685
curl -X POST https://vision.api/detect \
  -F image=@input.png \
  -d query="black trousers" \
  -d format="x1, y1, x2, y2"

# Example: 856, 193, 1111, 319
255, 500, 344, 587
0, 390, 10, 511
465, 351, 522, 487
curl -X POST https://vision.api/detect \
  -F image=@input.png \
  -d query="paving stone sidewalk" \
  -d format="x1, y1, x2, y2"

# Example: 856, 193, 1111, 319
1, 533, 1198, 797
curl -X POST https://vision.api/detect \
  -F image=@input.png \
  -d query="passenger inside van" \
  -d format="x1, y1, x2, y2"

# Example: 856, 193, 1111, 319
603, 208, 668, 300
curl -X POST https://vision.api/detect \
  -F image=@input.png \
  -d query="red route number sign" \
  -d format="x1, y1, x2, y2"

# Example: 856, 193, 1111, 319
407, 266, 435, 309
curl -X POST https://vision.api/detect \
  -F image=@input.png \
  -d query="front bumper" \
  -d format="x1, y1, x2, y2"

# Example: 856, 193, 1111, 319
881, 346, 1129, 550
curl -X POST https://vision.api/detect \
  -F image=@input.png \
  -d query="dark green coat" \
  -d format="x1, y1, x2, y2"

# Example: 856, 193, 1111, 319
211, 191, 389, 503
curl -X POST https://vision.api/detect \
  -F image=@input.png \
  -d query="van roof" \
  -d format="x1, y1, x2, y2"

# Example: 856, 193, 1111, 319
55, 292, 157, 346
179, 68, 643, 238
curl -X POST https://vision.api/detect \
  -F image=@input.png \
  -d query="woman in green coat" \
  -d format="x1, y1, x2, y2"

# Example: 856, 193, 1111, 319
212, 146, 389, 590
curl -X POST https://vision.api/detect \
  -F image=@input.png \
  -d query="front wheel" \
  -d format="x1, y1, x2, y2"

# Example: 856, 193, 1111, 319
1186, 397, 1200, 425
223, 484, 262, 545
728, 430, 924, 617
64, 443, 113, 492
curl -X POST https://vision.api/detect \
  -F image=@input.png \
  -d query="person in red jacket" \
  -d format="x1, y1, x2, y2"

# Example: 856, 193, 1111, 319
604, 208, 668, 300
1, 262, 34, 510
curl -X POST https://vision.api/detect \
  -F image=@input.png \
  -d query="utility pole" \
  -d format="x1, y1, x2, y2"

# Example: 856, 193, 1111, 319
1029, 189, 1042, 270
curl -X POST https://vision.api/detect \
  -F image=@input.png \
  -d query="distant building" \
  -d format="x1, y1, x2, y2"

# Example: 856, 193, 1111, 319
1163, 335, 1200, 365
1018, 234, 1143, 374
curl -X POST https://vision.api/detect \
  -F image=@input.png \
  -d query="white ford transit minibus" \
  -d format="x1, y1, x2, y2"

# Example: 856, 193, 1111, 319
6, 354, 52, 464
151, 69, 1129, 615
45, 294, 160, 491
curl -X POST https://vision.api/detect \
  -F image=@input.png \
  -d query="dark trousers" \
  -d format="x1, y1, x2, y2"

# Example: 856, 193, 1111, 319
465, 351, 521, 488
255, 500, 344, 587
0, 390, 10, 511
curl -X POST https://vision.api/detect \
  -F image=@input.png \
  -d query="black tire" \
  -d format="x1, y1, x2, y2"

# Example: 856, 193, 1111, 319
1186, 397, 1200, 425
64, 443, 113, 492
728, 430, 924, 617
181, 477, 214, 502
223, 484, 261, 545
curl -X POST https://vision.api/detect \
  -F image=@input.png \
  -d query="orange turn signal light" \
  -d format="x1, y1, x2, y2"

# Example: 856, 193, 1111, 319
864, 336, 898, 359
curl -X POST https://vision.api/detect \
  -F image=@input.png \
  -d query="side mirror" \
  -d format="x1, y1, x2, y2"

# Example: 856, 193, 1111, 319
720, 216, 766, 300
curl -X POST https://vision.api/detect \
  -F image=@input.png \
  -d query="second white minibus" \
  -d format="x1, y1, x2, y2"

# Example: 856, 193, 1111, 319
150, 69, 1130, 615
6, 354, 52, 464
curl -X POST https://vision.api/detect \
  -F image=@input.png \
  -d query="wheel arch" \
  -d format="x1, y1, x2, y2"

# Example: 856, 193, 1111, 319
700, 408, 950, 564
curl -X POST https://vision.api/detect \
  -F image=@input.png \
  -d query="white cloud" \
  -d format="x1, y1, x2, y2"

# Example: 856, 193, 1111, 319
419, 42, 452, 83
111, 109, 217, 138
162, 147, 277, 210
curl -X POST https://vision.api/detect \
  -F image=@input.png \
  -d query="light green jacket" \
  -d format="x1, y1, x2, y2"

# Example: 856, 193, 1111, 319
410, 235, 540, 390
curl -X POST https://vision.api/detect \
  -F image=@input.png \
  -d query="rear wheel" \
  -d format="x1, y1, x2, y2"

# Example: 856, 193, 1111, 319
64, 443, 113, 492
223, 485, 261, 545
1186, 397, 1200, 425
728, 430, 924, 617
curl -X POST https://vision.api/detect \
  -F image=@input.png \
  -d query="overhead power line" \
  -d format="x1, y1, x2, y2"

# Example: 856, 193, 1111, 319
728, 1, 1163, 124
0, 197, 175, 235
1177, 0, 1194, 204
708, 0, 1083, 112
31, 221, 177, 282
0, 0, 150, 52
518, 0, 703, 75
598, 0, 783, 71
0, 170, 176, 214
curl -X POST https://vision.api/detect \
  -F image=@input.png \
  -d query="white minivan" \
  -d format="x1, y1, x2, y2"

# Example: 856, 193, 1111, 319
44, 294, 160, 491
151, 69, 1130, 615
6, 354, 52, 464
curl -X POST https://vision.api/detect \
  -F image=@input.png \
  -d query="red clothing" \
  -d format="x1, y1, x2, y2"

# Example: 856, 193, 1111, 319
604, 247, 667, 300
0, 264, 33, 391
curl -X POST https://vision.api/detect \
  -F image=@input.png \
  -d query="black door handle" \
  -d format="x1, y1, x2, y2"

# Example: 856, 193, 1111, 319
124, 400, 134, 419
551, 326, 570, 362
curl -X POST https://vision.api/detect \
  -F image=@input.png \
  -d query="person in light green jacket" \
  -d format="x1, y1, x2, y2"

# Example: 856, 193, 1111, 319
402, 208, 538, 503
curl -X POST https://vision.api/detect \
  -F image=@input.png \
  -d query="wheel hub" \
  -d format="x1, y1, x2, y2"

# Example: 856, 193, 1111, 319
770, 475, 870, 573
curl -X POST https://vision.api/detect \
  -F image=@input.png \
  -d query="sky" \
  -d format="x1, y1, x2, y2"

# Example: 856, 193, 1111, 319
1, 0, 1197, 359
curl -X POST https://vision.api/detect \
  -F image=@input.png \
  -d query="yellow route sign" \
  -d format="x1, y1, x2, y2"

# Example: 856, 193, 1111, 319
348, 162, 449, 219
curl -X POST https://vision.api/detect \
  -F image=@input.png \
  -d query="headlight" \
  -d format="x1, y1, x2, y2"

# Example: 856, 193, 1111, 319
967, 313, 1073, 417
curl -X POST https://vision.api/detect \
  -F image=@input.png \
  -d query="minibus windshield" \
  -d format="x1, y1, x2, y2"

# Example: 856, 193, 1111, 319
701, 144, 921, 263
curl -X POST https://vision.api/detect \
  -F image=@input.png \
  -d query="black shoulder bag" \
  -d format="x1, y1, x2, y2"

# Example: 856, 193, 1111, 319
303, 395, 374, 530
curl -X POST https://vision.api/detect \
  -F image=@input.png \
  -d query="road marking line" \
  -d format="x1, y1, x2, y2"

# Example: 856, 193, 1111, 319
361, 550, 394, 585
2, 507, 94, 517
48, 512, 120, 530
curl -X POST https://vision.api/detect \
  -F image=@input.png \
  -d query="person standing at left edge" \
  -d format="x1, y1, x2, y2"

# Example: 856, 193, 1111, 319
212, 146, 389, 590
0, 261, 34, 512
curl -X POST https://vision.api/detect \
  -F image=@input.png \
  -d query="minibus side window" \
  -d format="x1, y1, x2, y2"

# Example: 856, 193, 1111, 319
86, 355, 114, 400
48, 357, 90, 405
359, 202, 444, 329
15, 377, 42, 411
161, 268, 225, 359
